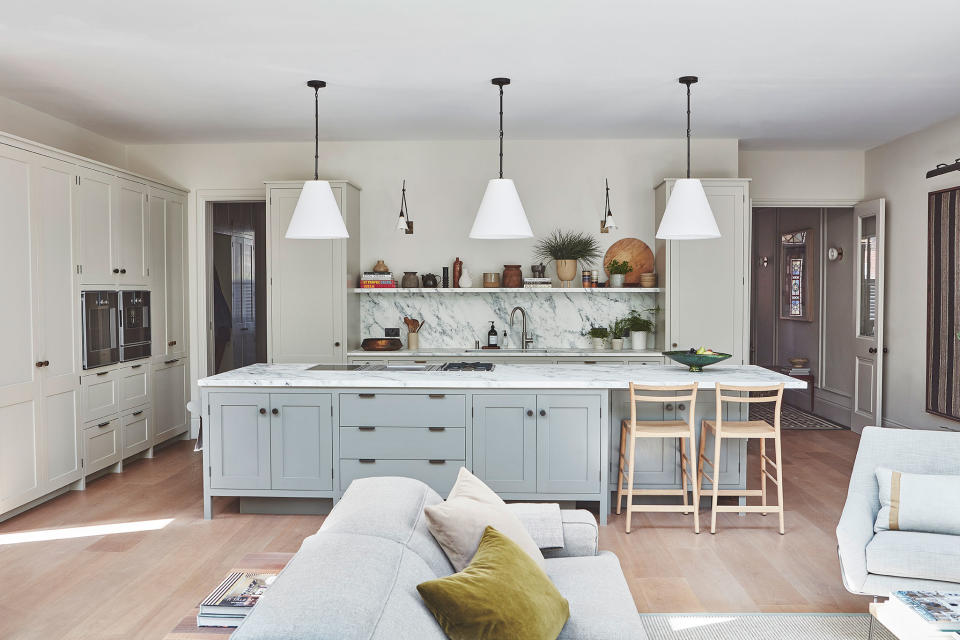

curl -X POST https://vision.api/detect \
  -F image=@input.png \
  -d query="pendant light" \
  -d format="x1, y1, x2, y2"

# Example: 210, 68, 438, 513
395, 180, 413, 234
285, 80, 349, 239
655, 76, 720, 240
469, 78, 533, 239
600, 178, 618, 233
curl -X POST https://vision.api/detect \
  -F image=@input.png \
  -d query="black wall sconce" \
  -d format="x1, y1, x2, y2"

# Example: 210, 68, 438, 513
600, 179, 618, 233
395, 180, 413, 234
927, 158, 960, 179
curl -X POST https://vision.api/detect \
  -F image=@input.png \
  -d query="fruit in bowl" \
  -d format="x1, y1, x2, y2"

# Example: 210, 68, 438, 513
664, 347, 732, 372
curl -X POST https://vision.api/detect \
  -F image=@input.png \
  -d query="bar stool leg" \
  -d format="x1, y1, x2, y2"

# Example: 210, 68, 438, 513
774, 431, 785, 535
760, 437, 768, 516
625, 430, 637, 534
679, 437, 689, 515
710, 430, 722, 535
691, 450, 700, 534
616, 424, 627, 515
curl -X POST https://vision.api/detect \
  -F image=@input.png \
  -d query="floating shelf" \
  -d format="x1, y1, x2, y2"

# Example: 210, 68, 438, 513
352, 287, 664, 294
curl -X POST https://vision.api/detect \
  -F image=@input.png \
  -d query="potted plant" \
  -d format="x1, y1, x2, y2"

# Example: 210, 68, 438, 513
606, 259, 633, 288
533, 229, 602, 288
611, 317, 630, 351
588, 326, 609, 350
627, 311, 654, 350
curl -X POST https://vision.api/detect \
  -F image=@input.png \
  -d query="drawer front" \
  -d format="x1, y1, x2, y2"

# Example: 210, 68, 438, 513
83, 418, 121, 474
119, 365, 150, 411
121, 408, 151, 458
340, 458, 463, 495
80, 371, 119, 422
339, 393, 466, 427
340, 426, 465, 460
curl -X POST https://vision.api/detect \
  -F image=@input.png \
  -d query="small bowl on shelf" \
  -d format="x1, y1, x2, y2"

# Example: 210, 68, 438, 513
663, 350, 732, 372
361, 338, 403, 351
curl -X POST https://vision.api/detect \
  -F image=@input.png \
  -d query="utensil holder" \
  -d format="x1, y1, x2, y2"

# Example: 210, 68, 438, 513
407, 333, 419, 350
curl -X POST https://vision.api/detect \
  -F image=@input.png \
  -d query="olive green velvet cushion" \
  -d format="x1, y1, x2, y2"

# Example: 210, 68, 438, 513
417, 526, 570, 640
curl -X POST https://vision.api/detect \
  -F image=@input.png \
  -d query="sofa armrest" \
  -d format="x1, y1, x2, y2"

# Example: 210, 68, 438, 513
542, 509, 599, 558
836, 493, 876, 594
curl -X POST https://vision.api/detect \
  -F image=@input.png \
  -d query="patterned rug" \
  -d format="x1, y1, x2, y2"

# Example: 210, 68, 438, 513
750, 402, 846, 430
641, 613, 893, 639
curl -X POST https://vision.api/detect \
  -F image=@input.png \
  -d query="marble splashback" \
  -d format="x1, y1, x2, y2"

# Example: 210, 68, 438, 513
359, 291, 657, 349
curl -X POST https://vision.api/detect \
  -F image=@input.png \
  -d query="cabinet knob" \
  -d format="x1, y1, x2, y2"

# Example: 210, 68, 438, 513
271, 408, 279, 415
168, 340, 177, 347
665, 403, 674, 411
113, 268, 120, 274
672, 342, 678, 348
868, 347, 877, 354
334, 341, 341, 347
678, 403, 686, 411
35, 361, 43, 368
526, 409, 533, 417
120, 268, 127, 274
43, 360, 49, 367
259, 408, 266, 415
539, 409, 546, 417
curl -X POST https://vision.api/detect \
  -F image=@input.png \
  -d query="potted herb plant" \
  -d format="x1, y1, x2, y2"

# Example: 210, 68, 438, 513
588, 326, 609, 350
606, 259, 633, 288
533, 229, 602, 288
611, 317, 630, 351
627, 311, 654, 350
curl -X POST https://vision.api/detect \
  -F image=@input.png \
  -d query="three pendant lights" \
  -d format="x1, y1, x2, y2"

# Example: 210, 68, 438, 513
285, 76, 718, 241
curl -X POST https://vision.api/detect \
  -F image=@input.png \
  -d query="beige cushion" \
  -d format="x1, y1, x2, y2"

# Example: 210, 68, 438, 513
425, 467, 545, 571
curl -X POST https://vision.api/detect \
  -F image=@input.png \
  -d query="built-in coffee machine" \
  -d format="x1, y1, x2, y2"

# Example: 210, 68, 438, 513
81, 290, 151, 369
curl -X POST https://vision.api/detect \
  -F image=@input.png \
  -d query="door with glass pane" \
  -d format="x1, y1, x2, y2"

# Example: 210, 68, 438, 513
851, 199, 885, 432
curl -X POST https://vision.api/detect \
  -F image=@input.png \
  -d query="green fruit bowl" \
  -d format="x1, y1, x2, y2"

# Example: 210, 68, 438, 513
663, 350, 732, 372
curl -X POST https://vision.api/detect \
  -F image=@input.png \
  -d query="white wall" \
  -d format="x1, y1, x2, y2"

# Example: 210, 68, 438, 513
865, 113, 960, 431
740, 149, 864, 204
0, 96, 127, 167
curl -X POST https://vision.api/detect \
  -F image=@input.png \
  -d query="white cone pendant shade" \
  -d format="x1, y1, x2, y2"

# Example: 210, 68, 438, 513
470, 178, 532, 239
656, 178, 719, 240
285, 180, 349, 239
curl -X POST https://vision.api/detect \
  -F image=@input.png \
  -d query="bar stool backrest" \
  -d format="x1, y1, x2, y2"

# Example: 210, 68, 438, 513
713, 383, 785, 434
628, 382, 699, 425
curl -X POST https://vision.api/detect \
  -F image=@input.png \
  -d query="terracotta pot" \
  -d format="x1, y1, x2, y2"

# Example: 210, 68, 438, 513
502, 265, 523, 288
372, 259, 390, 273
555, 260, 578, 287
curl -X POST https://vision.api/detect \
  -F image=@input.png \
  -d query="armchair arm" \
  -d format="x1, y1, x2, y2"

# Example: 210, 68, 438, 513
542, 510, 599, 558
836, 493, 876, 594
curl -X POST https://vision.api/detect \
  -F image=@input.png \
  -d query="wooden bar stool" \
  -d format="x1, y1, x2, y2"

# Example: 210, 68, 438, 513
697, 383, 785, 535
616, 382, 700, 534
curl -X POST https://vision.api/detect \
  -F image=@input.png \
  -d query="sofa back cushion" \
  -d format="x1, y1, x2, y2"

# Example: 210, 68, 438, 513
321, 475, 454, 576
875, 467, 960, 535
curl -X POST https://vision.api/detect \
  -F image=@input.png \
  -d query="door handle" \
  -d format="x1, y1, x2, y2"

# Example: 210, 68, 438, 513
259, 408, 266, 415
526, 410, 534, 417
97, 421, 110, 428
271, 408, 279, 415
168, 340, 177, 347
868, 347, 877, 354
539, 409, 546, 417
132, 410, 143, 416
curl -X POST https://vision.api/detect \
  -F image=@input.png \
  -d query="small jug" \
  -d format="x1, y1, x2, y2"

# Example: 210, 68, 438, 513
401, 271, 419, 288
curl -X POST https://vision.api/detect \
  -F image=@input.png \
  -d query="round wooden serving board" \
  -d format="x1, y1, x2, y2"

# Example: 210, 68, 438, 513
603, 238, 654, 284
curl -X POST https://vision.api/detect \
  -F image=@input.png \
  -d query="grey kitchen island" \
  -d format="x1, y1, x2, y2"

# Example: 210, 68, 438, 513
197, 363, 805, 523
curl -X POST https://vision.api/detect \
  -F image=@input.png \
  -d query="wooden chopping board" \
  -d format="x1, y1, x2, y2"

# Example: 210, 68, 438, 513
603, 238, 654, 284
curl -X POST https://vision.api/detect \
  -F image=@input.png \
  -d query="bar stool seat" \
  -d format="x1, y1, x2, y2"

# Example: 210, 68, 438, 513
621, 419, 691, 438
701, 419, 776, 437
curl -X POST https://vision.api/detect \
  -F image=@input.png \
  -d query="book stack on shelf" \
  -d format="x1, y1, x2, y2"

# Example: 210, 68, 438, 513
359, 272, 397, 289
786, 366, 810, 376
197, 571, 278, 628
523, 277, 552, 289
878, 591, 960, 639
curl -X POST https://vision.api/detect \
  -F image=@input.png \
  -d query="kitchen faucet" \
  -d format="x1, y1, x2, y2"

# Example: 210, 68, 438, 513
509, 306, 535, 350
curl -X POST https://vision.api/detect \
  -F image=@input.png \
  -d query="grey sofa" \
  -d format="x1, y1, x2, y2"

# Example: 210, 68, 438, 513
837, 426, 960, 596
232, 476, 645, 639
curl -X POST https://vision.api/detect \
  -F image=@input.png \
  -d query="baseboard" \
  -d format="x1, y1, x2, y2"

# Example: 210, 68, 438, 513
0, 486, 72, 525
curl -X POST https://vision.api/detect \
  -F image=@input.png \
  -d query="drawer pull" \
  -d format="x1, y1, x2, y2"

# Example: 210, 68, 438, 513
359, 458, 376, 464
168, 340, 177, 347
358, 393, 376, 399
96, 371, 109, 376
164, 359, 179, 365
414, 360, 427, 364
428, 426, 446, 432
132, 410, 144, 416
428, 394, 446, 399
583, 360, 598, 364
428, 459, 446, 465
131, 364, 142, 369
358, 426, 376, 431
97, 421, 110, 428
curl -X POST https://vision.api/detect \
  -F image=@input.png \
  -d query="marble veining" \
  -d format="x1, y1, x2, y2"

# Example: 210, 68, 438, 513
360, 290, 657, 349
199, 363, 807, 390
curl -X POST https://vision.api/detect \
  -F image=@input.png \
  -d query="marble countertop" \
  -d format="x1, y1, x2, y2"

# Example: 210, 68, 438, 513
199, 363, 807, 390
347, 348, 664, 358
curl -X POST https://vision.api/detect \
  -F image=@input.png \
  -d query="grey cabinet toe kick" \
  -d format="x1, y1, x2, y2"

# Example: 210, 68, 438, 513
200, 387, 750, 524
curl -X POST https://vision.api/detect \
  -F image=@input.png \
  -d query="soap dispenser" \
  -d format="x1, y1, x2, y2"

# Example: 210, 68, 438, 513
487, 321, 498, 347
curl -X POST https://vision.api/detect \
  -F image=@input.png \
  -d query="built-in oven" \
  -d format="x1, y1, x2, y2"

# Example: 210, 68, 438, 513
120, 290, 151, 363
81, 290, 119, 370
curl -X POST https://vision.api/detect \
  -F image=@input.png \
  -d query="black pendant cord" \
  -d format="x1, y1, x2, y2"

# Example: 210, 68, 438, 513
605, 179, 611, 215
498, 84, 504, 179
400, 180, 408, 217
685, 82, 691, 179
313, 85, 320, 181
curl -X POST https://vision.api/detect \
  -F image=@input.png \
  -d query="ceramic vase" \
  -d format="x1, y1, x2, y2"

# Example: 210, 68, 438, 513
611, 338, 624, 351
459, 267, 474, 288
372, 259, 390, 273
631, 331, 649, 350
609, 273, 625, 288
591, 337, 606, 350
401, 271, 419, 288
502, 265, 523, 288
556, 260, 578, 287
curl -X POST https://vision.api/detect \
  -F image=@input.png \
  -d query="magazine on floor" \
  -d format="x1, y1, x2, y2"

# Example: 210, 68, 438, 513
198, 571, 278, 620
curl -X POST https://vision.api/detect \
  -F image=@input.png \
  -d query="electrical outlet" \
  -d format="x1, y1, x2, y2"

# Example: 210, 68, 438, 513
384, 327, 400, 337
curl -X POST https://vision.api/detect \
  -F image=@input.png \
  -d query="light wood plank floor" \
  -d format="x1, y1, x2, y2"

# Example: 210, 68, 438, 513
0, 429, 868, 639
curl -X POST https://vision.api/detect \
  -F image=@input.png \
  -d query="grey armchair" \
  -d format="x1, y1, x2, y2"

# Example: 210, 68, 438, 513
837, 426, 960, 596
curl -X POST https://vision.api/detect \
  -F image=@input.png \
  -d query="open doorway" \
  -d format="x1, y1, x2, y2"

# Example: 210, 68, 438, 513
209, 202, 267, 373
751, 206, 855, 429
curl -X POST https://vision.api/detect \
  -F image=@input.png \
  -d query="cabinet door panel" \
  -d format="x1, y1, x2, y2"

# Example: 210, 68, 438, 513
210, 393, 270, 489
537, 395, 601, 494
164, 196, 186, 357
119, 365, 150, 411
117, 178, 148, 284
148, 190, 167, 356
76, 170, 116, 285
82, 418, 120, 474
270, 394, 332, 490
0, 400, 41, 509
153, 360, 187, 443
44, 388, 80, 486
270, 187, 342, 362
472, 394, 536, 493
121, 408, 151, 458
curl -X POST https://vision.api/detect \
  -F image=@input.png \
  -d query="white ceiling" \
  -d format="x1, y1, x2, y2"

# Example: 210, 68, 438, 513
1, 0, 959, 149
